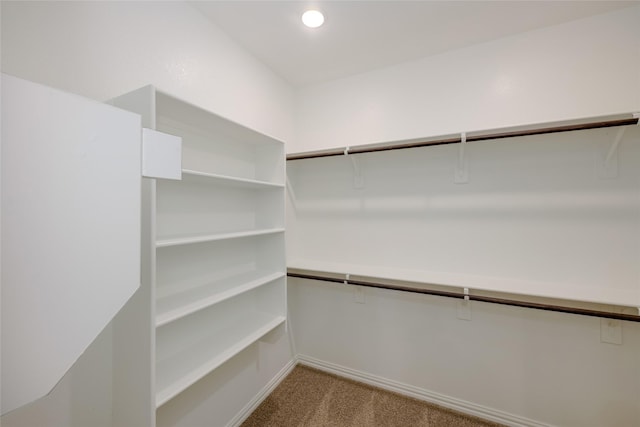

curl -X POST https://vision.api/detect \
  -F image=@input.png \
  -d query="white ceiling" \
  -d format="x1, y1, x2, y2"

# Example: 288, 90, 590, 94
190, 1, 638, 88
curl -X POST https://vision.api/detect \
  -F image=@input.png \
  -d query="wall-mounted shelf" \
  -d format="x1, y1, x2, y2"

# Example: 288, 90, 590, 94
286, 113, 639, 161
285, 119, 640, 310
287, 267, 640, 323
287, 258, 639, 308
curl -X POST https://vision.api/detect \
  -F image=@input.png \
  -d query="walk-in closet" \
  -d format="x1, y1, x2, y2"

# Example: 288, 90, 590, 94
2, 2, 639, 427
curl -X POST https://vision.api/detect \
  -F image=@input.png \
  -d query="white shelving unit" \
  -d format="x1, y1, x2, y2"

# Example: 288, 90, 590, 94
110, 86, 286, 421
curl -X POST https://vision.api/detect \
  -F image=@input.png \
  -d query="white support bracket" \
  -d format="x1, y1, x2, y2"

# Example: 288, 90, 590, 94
454, 132, 468, 184
596, 127, 626, 179
600, 318, 622, 345
344, 147, 365, 189
286, 172, 298, 210
457, 287, 472, 320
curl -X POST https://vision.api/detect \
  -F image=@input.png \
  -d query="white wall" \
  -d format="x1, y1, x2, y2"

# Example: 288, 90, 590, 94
289, 278, 640, 427
1, 2, 294, 426
293, 6, 640, 153
1, 0, 294, 143
1, 326, 113, 427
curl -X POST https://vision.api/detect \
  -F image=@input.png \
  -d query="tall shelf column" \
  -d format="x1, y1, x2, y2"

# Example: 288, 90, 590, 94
110, 86, 286, 418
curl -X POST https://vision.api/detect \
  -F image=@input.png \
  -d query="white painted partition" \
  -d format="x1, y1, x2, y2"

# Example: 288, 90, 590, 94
1, 74, 141, 414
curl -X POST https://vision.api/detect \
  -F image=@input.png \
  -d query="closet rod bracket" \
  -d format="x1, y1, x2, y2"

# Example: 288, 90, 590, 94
597, 127, 626, 179
286, 172, 298, 209
344, 147, 365, 189
457, 287, 472, 320
454, 132, 468, 184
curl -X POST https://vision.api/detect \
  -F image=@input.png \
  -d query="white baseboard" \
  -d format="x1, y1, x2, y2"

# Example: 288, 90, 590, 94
296, 354, 554, 427
226, 358, 297, 427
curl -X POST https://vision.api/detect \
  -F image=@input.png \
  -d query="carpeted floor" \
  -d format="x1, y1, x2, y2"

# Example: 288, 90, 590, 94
242, 365, 504, 427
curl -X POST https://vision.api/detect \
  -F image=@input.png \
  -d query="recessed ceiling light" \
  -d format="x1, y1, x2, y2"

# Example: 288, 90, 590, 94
302, 10, 324, 28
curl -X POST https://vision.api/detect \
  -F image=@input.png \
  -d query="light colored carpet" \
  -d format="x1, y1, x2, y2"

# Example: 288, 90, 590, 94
242, 365, 505, 427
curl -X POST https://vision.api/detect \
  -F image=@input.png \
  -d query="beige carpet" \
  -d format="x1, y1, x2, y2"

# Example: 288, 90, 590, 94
242, 365, 504, 427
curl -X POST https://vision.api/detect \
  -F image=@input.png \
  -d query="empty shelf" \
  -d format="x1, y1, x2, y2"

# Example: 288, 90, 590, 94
156, 228, 285, 248
156, 271, 285, 326
155, 313, 286, 407
181, 169, 284, 189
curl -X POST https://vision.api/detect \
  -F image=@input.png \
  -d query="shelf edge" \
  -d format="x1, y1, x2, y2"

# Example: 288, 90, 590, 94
156, 228, 285, 248
181, 169, 285, 188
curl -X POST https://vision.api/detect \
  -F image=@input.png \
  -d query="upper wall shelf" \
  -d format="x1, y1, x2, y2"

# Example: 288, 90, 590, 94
286, 115, 640, 309
286, 113, 639, 160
